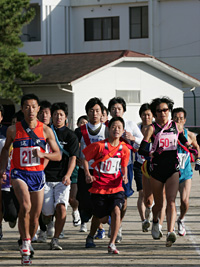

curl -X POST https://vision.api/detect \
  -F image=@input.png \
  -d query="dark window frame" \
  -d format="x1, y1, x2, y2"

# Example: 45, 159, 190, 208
21, 3, 41, 42
129, 6, 148, 39
84, 16, 119, 41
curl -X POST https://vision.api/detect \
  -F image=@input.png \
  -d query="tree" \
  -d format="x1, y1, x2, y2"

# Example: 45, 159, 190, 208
0, 0, 41, 104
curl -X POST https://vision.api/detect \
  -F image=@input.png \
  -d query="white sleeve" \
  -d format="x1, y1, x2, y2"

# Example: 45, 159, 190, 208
0, 138, 6, 154
129, 121, 143, 146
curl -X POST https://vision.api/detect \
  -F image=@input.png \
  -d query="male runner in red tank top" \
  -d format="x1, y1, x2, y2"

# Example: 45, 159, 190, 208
0, 94, 61, 265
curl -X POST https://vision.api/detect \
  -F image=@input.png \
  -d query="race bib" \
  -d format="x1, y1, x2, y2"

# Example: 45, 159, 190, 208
99, 158, 121, 174
178, 153, 189, 169
159, 133, 177, 151
20, 147, 41, 167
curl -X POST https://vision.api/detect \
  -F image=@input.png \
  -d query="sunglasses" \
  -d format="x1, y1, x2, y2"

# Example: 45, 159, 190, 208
156, 108, 169, 113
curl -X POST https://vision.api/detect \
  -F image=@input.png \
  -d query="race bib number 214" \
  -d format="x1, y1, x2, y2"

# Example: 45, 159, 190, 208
20, 147, 40, 167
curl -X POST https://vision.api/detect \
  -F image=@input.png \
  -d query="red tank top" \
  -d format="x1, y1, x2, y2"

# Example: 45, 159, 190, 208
11, 121, 46, 172
89, 141, 124, 194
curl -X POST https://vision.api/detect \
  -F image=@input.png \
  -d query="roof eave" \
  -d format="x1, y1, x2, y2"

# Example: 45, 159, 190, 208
123, 57, 200, 88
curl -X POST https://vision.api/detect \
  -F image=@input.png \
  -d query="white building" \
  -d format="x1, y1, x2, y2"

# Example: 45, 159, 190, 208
20, 50, 200, 129
19, 0, 200, 126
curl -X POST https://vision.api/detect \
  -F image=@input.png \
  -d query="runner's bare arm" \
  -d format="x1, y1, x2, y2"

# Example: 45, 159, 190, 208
83, 158, 96, 183
33, 125, 61, 161
138, 125, 154, 157
62, 156, 76, 186
124, 130, 135, 142
188, 130, 200, 157
141, 124, 154, 139
0, 125, 15, 177
121, 166, 128, 184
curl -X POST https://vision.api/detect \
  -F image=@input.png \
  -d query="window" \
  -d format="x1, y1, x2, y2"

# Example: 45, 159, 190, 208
116, 90, 140, 104
130, 6, 148, 39
85, 17, 119, 41
21, 4, 41, 42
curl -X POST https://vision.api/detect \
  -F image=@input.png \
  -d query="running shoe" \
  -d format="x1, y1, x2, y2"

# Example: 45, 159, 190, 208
0, 224, 3, 240
145, 207, 153, 221
85, 235, 96, 248
108, 243, 119, 254
142, 219, 150, 232
80, 223, 87, 232
72, 210, 81, 227
159, 224, 163, 238
20, 239, 31, 256
166, 231, 177, 247
177, 218, 186, 236
59, 230, 64, 239
47, 221, 54, 238
37, 230, 47, 243
115, 226, 122, 243
21, 255, 32, 266
9, 220, 17, 228
50, 238, 62, 250
94, 228, 105, 239
151, 220, 160, 239
31, 234, 37, 243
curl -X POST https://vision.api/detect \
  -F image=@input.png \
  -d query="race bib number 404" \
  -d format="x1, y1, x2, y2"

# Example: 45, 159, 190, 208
20, 147, 41, 167
99, 158, 121, 174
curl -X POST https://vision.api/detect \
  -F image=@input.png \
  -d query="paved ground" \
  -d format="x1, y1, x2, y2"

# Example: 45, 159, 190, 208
0, 167, 200, 266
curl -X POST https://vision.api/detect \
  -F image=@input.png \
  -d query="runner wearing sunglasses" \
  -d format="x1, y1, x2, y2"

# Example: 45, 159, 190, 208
138, 97, 197, 247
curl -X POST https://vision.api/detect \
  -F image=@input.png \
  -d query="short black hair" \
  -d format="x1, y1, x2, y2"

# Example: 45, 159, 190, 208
139, 103, 151, 117
77, 115, 88, 125
39, 100, 52, 111
108, 97, 126, 112
102, 106, 109, 116
172, 107, 187, 119
150, 97, 174, 117
85, 97, 104, 114
108, 116, 125, 129
0, 104, 4, 117
51, 102, 68, 117
21, 94, 39, 107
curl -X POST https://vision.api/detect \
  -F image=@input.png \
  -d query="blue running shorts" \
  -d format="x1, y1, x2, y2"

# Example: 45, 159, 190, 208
11, 168, 45, 192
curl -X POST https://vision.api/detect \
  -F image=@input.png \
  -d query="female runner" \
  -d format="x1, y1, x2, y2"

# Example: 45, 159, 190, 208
138, 97, 197, 247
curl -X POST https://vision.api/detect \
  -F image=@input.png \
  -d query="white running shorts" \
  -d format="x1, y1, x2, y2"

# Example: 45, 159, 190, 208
42, 182, 70, 216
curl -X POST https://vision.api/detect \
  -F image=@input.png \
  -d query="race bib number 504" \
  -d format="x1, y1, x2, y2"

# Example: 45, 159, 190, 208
159, 134, 177, 151
20, 147, 40, 167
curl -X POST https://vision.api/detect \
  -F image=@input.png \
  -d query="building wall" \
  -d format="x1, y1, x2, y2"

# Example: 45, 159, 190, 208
70, 2, 149, 54
22, 86, 74, 128
20, 0, 200, 66
20, 62, 184, 129
20, 0, 150, 55
152, 0, 200, 79
73, 62, 183, 128
19, 0, 199, 125
152, 0, 200, 126
20, 0, 70, 55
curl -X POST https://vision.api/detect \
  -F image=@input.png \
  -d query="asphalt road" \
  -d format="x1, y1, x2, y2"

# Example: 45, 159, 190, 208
0, 168, 200, 266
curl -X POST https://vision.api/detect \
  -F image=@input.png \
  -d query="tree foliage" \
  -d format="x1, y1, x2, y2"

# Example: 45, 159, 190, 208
0, 0, 41, 103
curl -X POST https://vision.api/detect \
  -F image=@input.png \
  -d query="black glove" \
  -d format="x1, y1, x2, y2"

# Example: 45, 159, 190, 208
189, 147, 198, 157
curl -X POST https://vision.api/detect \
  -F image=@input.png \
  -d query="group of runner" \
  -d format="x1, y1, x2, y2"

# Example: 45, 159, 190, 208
0, 94, 199, 265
